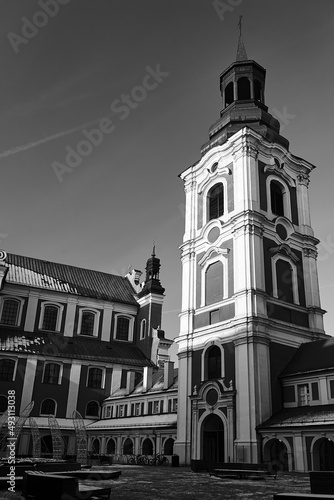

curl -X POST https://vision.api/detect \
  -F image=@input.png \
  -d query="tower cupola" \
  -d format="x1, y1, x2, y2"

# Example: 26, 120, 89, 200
138, 246, 165, 296
201, 26, 289, 155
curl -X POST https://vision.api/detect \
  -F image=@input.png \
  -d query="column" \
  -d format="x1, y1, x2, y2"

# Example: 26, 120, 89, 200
66, 362, 81, 418
24, 292, 39, 332
64, 298, 77, 337
101, 305, 113, 342
20, 356, 38, 413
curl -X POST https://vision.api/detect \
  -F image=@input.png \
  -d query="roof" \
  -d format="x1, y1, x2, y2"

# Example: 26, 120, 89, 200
4, 253, 137, 305
87, 413, 177, 430
258, 405, 334, 430
0, 329, 155, 367
281, 337, 334, 377
105, 367, 178, 399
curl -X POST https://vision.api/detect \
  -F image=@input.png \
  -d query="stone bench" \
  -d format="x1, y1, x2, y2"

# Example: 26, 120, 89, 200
22, 471, 111, 500
273, 494, 334, 499
211, 468, 267, 480
310, 472, 334, 494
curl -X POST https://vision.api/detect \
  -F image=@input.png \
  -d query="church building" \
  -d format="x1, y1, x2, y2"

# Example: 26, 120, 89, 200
174, 34, 334, 472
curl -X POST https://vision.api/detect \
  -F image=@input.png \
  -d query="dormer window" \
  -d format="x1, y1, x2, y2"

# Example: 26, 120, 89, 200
208, 184, 224, 221
0, 297, 23, 327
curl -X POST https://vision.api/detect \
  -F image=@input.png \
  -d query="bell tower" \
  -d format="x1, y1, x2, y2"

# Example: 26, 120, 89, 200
174, 33, 326, 466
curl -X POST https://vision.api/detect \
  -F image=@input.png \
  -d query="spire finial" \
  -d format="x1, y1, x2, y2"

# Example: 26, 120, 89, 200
238, 15, 243, 37
236, 15, 248, 61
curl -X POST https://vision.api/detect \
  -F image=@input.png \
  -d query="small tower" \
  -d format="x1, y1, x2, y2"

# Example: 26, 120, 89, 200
136, 247, 166, 362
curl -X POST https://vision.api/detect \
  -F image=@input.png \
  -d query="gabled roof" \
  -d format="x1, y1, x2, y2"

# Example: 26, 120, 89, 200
258, 405, 334, 429
281, 337, 334, 377
0, 329, 154, 367
4, 253, 137, 305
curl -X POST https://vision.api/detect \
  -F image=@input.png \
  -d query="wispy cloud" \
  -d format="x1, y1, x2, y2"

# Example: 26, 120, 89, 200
0, 116, 107, 159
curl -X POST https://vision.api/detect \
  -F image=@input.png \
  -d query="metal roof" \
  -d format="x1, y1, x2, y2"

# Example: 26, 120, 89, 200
0, 330, 155, 367
258, 405, 334, 429
87, 413, 177, 430
281, 337, 334, 377
5, 253, 137, 305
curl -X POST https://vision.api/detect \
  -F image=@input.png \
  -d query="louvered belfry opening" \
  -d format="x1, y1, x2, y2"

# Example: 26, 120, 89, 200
208, 184, 224, 221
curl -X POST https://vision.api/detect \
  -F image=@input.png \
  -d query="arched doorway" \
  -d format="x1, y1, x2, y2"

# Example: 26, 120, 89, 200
92, 438, 100, 454
41, 435, 53, 456
264, 439, 289, 472
313, 438, 334, 471
107, 438, 116, 455
123, 438, 133, 455
164, 438, 174, 455
202, 414, 224, 462
142, 438, 153, 455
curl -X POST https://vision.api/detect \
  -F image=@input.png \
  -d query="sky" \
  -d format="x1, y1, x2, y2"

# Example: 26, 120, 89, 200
0, 0, 334, 363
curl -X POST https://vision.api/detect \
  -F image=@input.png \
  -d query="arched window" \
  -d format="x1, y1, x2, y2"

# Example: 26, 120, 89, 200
86, 401, 99, 418
43, 363, 61, 384
271, 180, 284, 216
276, 259, 294, 303
0, 395, 7, 414
115, 316, 132, 341
0, 298, 21, 326
237, 77, 251, 100
0, 359, 16, 381
207, 346, 222, 379
140, 319, 146, 340
80, 311, 95, 336
142, 438, 153, 455
164, 438, 174, 455
254, 79, 262, 101
225, 82, 234, 106
87, 367, 104, 388
107, 438, 116, 455
205, 261, 224, 306
40, 399, 56, 416
208, 184, 224, 221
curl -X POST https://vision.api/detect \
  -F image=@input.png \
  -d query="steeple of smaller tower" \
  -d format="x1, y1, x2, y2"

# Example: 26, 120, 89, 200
236, 15, 248, 61
138, 245, 165, 297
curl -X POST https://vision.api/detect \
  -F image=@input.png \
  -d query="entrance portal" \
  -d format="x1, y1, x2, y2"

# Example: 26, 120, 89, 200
202, 414, 224, 462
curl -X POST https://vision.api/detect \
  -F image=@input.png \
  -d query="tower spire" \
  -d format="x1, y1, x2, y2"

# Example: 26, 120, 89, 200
236, 15, 248, 61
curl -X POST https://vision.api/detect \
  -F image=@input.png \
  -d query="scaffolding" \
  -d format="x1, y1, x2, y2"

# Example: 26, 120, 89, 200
72, 410, 87, 465
29, 417, 41, 458
49, 416, 65, 460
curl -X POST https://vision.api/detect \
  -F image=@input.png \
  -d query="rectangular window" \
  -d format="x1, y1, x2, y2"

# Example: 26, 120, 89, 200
119, 405, 124, 417
311, 382, 320, 401
148, 402, 152, 415
153, 401, 160, 414
116, 316, 130, 341
172, 398, 178, 412
1, 299, 20, 326
106, 406, 111, 418
330, 380, 334, 399
121, 370, 127, 389
210, 309, 220, 325
43, 363, 61, 384
131, 403, 134, 416
160, 400, 164, 413
297, 384, 309, 406
87, 367, 103, 388
135, 402, 140, 416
